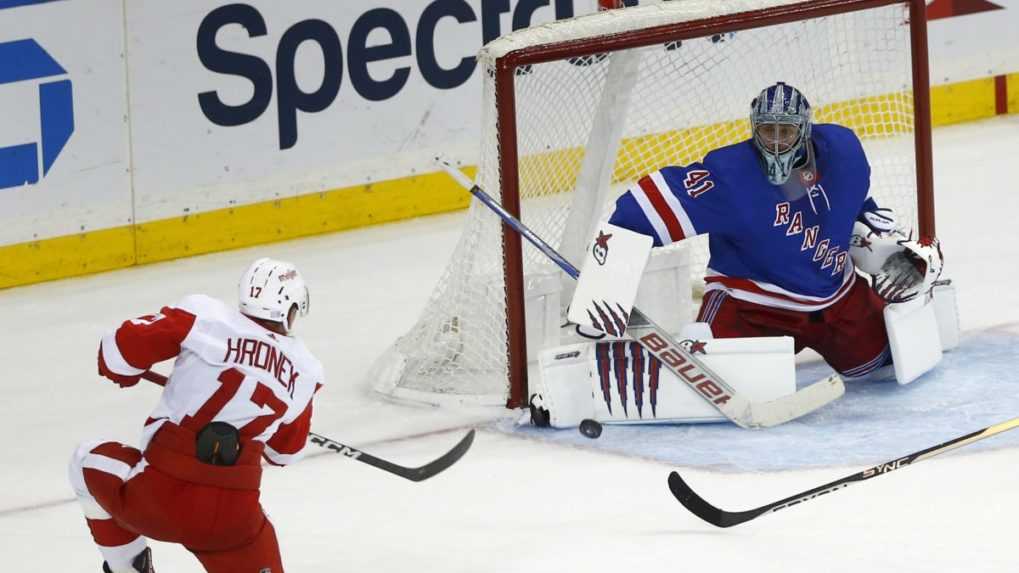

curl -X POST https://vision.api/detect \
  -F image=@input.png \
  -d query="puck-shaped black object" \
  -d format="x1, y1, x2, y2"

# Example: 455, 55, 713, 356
579, 419, 603, 439
196, 421, 241, 466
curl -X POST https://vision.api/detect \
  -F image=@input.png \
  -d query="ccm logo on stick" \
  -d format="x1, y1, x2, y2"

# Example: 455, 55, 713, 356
638, 332, 731, 405
310, 435, 362, 459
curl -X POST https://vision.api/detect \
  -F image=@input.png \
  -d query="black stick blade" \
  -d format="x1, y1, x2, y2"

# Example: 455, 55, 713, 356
404, 429, 476, 482
668, 419, 1019, 528
668, 471, 756, 528
309, 429, 475, 482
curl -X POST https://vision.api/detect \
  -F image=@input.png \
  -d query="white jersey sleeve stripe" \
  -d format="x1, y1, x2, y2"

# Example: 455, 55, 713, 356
628, 183, 672, 246
649, 171, 698, 239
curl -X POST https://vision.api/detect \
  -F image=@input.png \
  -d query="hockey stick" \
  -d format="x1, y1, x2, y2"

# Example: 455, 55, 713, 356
140, 371, 475, 482
436, 157, 843, 429
668, 416, 1019, 527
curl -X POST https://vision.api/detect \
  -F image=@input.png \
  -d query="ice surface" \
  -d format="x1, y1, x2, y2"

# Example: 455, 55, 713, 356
2, 116, 1018, 572
506, 329, 1019, 471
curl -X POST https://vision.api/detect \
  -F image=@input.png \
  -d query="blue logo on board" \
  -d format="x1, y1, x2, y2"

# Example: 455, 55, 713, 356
0, 39, 74, 190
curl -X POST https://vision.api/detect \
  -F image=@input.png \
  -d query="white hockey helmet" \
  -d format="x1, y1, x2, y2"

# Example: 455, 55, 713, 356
238, 257, 310, 333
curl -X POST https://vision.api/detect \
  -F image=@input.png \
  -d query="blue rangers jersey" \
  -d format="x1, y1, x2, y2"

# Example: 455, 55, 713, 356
609, 123, 875, 312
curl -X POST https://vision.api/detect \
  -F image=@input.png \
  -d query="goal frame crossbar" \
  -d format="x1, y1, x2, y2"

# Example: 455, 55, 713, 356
488, 0, 934, 407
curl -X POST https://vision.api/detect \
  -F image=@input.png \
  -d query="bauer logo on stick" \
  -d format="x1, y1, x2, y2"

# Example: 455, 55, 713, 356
592, 230, 613, 265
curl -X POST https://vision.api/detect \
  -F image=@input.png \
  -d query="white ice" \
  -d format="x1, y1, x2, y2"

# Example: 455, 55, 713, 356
2, 116, 1019, 572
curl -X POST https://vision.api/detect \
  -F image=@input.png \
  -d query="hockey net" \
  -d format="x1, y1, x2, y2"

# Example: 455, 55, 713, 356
369, 0, 934, 407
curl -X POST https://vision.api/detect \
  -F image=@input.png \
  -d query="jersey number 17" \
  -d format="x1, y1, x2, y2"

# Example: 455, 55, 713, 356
181, 368, 287, 438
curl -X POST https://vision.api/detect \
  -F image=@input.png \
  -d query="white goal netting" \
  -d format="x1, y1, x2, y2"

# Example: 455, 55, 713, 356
370, 0, 923, 406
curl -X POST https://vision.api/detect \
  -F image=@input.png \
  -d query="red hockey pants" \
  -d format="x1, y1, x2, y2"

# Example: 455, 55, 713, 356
68, 423, 285, 573
697, 277, 890, 377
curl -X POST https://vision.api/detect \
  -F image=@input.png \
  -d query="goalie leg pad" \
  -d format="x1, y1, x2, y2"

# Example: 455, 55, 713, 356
536, 336, 796, 427
535, 347, 599, 428
932, 282, 959, 351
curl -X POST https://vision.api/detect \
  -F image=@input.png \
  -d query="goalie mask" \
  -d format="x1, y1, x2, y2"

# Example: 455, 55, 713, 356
751, 82, 812, 185
238, 257, 310, 334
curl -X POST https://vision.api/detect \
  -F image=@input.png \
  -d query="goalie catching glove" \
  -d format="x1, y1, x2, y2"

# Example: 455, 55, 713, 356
849, 208, 944, 303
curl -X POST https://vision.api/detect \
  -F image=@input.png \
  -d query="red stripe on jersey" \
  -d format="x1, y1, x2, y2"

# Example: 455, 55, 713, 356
265, 400, 313, 459
113, 306, 197, 371
705, 272, 855, 306
638, 176, 686, 242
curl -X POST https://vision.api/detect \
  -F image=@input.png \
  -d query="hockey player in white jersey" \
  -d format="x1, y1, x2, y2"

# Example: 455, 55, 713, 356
68, 258, 321, 573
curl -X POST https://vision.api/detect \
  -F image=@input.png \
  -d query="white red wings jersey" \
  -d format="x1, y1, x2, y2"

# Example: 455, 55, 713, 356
99, 294, 324, 466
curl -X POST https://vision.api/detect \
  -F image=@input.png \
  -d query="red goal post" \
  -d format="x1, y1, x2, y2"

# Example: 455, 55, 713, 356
370, 0, 935, 409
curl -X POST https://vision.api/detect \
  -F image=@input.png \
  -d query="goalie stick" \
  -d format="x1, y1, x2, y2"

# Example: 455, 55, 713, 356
668, 416, 1019, 527
436, 157, 843, 429
141, 371, 475, 482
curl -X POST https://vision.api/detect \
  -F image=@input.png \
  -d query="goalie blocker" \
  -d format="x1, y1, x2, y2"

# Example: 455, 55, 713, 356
567, 222, 652, 338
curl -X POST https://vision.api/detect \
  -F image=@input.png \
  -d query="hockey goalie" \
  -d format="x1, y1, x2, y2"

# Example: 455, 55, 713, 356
530, 82, 959, 429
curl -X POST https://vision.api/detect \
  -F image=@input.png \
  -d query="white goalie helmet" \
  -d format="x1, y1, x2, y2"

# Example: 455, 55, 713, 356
238, 257, 310, 333
751, 82, 813, 185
